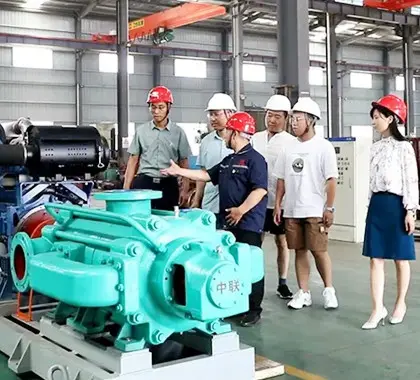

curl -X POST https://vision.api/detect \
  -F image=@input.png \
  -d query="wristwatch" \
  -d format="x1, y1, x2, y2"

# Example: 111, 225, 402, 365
325, 206, 335, 213
407, 209, 417, 220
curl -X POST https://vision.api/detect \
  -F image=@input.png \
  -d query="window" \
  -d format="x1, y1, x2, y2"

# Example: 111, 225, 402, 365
12, 46, 53, 69
350, 72, 372, 89
243, 63, 266, 82
309, 67, 324, 86
395, 75, 416, 91
411, 6, 420, 15
174, 59, 207, 78
99, 53, 134, 74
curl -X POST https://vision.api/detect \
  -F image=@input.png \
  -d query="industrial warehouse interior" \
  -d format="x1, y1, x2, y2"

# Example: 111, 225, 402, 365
1, 0, 420, 379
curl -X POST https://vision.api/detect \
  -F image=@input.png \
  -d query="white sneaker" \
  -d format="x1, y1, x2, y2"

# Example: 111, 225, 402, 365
287, 289, 312, 310
323, 287, 338, 309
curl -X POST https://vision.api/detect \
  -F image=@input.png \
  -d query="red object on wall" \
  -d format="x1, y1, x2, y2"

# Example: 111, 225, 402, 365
364, 0, 420, 11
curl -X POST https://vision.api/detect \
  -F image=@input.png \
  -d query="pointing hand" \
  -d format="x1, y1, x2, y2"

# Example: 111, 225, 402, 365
161, 160, 180, 176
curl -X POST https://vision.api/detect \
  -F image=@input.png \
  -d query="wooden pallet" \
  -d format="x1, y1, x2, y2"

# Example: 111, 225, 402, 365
255, 354, 285, 379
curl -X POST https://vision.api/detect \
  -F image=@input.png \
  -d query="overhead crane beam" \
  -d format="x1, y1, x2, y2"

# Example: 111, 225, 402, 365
92, 3, 226, 43
364, 0, 420, 12
253, 0, 420, 27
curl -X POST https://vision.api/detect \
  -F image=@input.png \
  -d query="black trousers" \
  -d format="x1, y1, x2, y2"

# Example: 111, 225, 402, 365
132, 174, 179, 211
227, 228, 264, 316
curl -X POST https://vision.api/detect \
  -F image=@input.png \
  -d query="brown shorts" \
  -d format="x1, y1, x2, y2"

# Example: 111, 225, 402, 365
284, 218, 328, 252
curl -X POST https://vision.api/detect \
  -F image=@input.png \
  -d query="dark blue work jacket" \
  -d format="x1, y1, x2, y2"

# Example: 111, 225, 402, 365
208, 143, 268, 233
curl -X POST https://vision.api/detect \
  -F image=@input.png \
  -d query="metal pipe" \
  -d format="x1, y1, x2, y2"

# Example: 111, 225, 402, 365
326, 13, 333, 138
75, 18, 83, 125
117, 0, 130, 163
232, 3, 243, 110
403, 25, 415, 136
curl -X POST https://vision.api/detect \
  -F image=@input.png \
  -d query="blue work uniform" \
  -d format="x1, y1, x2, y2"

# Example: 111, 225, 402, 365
207, 143, 268, 233
207, 143, 268, 320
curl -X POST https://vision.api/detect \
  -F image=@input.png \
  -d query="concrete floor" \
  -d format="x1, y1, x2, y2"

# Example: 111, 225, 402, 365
1, 238, 420, 379
235, 238, 420, 380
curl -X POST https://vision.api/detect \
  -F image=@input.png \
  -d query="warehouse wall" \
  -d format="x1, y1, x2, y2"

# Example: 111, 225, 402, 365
0, 11, 75, 123
0, 8, 419, 138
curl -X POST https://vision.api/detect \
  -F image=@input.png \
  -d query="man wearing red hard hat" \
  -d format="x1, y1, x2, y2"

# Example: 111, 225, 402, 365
161, 111, 268, 327
123, 86, 191, 210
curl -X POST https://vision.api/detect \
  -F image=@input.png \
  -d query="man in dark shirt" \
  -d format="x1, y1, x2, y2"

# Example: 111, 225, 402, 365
161, 112, 268, 326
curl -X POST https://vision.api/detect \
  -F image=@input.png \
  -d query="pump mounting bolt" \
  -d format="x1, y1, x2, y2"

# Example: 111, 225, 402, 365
114, 263, 122, 271
222, 234, 235, 246
148, 219, 162, 231
208, 321, 220, 331
153, 330, 164, 343
132, 313, 143, 323
201, 213, 215, 226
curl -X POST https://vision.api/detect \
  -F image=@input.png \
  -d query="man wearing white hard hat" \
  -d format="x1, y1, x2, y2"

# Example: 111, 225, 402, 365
273, 97, 339, 311
252, 95, 295, 300
191, 93, 235, 228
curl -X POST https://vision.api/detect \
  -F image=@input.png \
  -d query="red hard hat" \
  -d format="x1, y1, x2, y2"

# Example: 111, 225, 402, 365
371, 94, 407, 124
226, 112, 256, 135
147, 86, 173, 104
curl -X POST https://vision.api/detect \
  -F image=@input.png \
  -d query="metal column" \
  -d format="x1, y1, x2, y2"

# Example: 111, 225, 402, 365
402, 25, 414, 136
231, 2, 244, 111
221, 29, 230, 94
153, 55, 161, 87
117, 0, 130, 163
75, 18, 83, 125
326, 13, 340, 137
382, 48, 390, 95
276, 0, 310, 105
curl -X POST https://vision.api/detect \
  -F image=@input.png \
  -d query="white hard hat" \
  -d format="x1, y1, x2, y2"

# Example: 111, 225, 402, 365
292, 97, 321, 119
264, 95, 291, 112
206, 93, 237, 111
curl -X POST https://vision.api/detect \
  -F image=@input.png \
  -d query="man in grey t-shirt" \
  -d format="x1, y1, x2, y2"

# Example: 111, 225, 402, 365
123, 86, 191, 210
191, 93, 236, 228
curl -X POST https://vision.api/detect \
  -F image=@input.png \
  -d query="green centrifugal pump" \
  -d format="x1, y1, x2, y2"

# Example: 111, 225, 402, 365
9, 190, 264, 352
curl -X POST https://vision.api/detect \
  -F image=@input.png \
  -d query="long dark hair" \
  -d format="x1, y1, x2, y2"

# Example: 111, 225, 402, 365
370, 105, 406, 141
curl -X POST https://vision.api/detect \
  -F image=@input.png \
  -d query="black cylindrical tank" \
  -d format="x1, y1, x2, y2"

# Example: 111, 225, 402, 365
25, 125, 110, 177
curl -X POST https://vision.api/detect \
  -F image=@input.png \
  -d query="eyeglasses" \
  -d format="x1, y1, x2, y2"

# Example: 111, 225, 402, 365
291, 116, 305, 123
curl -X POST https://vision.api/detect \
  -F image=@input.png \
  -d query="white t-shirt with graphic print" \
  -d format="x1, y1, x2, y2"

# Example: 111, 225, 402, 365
252, 130, 296, 209
273, 134, 338, 218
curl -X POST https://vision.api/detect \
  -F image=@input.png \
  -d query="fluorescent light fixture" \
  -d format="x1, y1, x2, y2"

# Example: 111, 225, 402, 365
24, 0, 46, 9
253, 18, 277, 26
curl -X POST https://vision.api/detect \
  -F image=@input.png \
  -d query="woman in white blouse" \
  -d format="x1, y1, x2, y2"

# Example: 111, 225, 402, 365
362, 94, 418, 330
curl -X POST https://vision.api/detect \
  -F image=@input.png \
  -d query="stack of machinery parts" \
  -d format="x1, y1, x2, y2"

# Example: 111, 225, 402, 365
0, 189, 263, 380
0, 117, 110, 299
